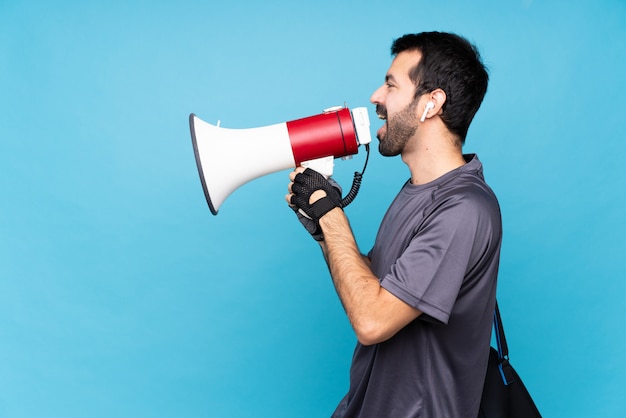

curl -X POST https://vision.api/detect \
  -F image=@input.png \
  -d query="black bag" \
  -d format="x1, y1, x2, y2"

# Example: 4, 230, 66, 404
478, 302, 541, 418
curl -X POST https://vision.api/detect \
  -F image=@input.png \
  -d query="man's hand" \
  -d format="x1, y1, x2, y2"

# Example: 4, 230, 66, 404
286, 168, 342, 241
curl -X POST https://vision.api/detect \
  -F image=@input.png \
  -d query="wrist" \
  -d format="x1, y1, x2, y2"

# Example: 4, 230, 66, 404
318, 207, 346, 234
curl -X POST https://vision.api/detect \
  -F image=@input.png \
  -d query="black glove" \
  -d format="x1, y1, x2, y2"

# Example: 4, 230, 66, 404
290, 169, 343, 241
290, 206, 325, 241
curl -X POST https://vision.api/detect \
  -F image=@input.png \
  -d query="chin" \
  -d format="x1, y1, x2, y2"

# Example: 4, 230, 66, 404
378, 143, 401, 157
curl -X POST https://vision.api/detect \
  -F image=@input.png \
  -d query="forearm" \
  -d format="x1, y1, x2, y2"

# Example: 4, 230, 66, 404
287, 167, 420, 344
319, 208, 400, 345
318, 237, 371, 267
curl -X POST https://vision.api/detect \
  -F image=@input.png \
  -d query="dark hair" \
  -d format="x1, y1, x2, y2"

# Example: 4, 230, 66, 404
391, 32, 489, 143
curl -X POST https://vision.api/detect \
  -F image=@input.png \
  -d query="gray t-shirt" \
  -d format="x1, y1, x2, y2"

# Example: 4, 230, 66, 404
332, 154, 502, 418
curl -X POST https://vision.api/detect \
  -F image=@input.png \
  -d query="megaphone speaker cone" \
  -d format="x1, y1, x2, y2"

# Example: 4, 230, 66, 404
189, 113, 295, 215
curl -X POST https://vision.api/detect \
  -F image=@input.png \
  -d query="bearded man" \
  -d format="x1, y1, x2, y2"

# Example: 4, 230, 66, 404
287, 32, 502, 418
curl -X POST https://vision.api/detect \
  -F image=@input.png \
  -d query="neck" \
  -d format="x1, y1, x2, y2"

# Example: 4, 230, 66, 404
402, 130, 465, 185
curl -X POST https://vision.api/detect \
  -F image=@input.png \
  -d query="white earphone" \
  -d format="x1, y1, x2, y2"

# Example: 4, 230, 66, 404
420, 101, 435, 122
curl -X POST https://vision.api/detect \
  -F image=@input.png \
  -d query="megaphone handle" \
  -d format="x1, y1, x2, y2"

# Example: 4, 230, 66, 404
299, 143, 369, 211
300, 155, 334, 177
296, 156, 335, 221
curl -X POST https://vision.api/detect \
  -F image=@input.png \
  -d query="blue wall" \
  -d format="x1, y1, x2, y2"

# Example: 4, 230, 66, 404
1, 0, 625, 416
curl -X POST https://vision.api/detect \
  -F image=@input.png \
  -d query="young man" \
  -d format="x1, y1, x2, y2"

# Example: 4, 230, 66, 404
287, 32, 502, 418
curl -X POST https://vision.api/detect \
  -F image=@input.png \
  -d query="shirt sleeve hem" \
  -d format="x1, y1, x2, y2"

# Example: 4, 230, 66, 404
380, 277, 451, 324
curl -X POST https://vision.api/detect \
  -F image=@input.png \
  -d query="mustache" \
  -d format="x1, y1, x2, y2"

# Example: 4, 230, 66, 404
376, 104, 387, 119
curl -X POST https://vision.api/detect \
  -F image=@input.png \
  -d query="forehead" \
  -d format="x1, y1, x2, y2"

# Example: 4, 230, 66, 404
387, 50, 422, 83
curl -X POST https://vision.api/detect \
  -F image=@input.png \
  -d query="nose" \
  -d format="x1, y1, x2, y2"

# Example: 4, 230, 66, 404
370, 84, 385, 105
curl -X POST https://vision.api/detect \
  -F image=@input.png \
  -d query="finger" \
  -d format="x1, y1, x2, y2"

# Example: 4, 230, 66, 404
289, 166, 306, 181
291, 181, 304, 196
290, 193, 300, 207
293, 171, 308, 185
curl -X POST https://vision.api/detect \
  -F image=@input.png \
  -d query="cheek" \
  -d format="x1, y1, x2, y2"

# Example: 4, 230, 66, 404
387, 93, 412, 114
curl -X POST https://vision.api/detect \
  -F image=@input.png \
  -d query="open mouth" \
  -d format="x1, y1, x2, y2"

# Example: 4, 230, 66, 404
375, 105, 387, 121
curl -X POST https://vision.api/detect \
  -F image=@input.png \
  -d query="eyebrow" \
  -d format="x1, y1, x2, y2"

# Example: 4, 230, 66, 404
385, 74, 399, 84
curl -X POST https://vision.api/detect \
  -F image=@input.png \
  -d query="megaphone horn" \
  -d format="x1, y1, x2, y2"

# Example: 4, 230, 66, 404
190, 105, 372, 215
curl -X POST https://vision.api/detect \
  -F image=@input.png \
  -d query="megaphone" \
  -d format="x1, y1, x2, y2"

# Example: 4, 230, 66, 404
189, 105, 372, 215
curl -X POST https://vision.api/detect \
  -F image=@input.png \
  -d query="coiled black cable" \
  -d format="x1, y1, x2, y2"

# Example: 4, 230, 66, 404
341, 143, 370, 208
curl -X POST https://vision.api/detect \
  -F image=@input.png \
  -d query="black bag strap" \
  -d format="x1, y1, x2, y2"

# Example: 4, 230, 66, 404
493, 301, 516, 386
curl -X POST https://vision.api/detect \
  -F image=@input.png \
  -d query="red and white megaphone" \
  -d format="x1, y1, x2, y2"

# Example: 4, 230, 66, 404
189, 105, 372, 215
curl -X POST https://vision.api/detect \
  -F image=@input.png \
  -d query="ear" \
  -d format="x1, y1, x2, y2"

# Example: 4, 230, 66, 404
420, 89, 447, 121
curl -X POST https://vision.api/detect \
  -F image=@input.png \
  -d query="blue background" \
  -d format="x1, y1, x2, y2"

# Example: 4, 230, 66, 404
2, 1, 625, 417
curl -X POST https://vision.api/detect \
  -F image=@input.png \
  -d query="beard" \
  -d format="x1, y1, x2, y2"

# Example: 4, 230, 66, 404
376, 101, 419, 157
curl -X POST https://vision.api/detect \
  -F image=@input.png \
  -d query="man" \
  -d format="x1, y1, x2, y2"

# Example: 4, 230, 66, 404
286, 32, 502, 418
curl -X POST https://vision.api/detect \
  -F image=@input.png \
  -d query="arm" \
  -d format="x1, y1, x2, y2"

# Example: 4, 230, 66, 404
318, 237, 371, 268
287, 167, 421, 346
318, 207, 422, 346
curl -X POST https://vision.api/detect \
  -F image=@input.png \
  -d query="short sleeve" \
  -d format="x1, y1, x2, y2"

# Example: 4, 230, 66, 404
380, 190, 489, 324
